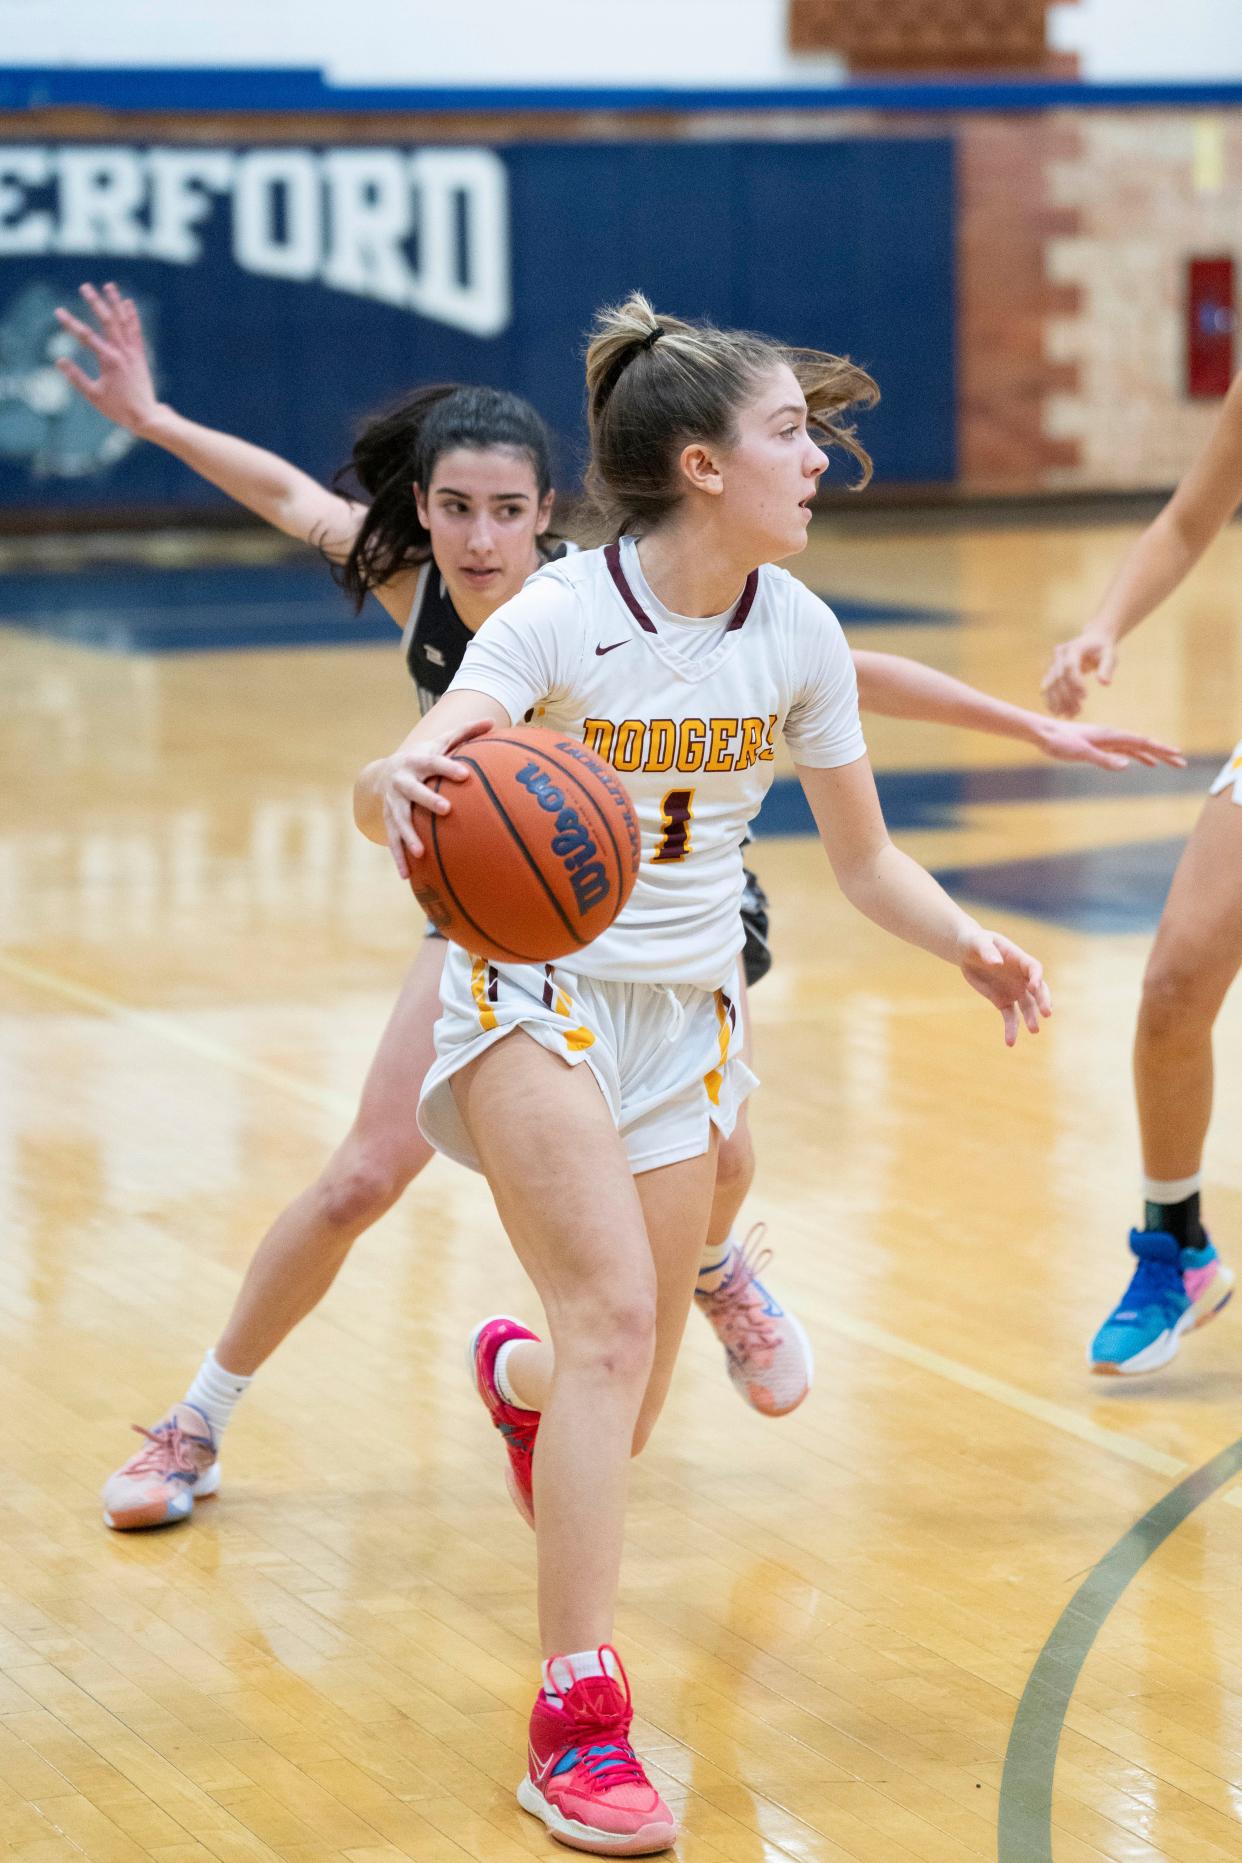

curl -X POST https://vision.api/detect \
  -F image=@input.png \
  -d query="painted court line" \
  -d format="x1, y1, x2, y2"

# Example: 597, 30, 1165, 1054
7, 947, 1234, 1508
0, 948, 355, 1120
997, 1434, 1242, 1862
812, 1307, 1187, 1478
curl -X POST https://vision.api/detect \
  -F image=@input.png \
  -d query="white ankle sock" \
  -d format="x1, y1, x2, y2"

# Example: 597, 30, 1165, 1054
494, 1339, 535, 1409
184, 1350, 252, 1441
541, 1647, 620, 1705
696, 1232, 735, 1295
1142, 1171, 1201, 1205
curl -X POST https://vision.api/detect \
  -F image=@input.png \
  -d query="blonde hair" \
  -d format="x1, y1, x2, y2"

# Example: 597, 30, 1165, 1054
583, 292, 878, 540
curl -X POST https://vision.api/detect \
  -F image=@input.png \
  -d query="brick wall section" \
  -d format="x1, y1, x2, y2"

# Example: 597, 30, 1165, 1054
955, 113, 1085, 490
789, 0, 1059, 70
1043, 112, 1242, 490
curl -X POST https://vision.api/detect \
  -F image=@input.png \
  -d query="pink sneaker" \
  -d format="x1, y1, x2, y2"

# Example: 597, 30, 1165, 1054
468, 1315, 541, 1527
518, 1648, 677, 1855
694, 1225, 813, 1417
101, 1402, 219, 1530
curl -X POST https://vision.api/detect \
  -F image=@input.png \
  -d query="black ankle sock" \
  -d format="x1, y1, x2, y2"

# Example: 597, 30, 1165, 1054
1144, 1192, 1204, 1251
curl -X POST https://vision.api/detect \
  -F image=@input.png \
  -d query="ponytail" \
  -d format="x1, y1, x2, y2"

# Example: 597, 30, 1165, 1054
583, 291, 877, 541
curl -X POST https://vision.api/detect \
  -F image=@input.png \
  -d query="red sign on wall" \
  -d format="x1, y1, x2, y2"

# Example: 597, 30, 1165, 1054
1187, 257, 1236, 398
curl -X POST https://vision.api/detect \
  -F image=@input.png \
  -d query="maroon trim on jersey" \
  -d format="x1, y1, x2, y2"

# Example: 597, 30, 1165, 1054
604, 541, 659, 633
726, 571, 760, 631
605, 539, 759, 635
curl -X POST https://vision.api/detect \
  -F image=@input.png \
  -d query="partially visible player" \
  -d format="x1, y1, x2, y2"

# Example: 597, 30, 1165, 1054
58, 284, 1181, 1529
354, 293, 1053, 1856
1043, 370, 1242, 1374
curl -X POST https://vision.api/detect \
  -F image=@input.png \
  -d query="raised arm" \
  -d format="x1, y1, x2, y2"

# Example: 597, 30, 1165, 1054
797, 754, 1051, 1046
853, 648, 1184, 770
1042, 369, 1242, 717
55, 282, 382, 583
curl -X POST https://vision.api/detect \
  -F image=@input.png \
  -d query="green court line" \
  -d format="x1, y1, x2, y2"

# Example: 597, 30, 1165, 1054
997, 1434, 1242, 1861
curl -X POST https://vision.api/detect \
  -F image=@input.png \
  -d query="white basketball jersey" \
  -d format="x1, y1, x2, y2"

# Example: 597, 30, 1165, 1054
449, 535, 866, 990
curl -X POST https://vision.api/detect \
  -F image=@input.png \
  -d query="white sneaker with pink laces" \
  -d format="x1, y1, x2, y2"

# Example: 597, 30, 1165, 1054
102, 1401, 220, 1530
694, 1226, 813, 1417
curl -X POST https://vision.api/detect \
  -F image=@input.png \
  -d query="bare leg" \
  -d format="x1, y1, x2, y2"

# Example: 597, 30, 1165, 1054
214, 937, 445, 1374
632, 1137, 719, 1453
705, 961, 754, 1257
453, 1034, 715, 1654
710, 1102, 755, 1252
690, 967, 813, 1416
1135, 794, 1242, 1184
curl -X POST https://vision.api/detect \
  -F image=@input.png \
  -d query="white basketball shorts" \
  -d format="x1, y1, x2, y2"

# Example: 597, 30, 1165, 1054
1209, 741, 1242, 804
418, 945, 757, 1175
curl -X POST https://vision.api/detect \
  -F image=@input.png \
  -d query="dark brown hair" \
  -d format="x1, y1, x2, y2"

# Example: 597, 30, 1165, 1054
331, 383, 555, 611
583, 292, 878, 540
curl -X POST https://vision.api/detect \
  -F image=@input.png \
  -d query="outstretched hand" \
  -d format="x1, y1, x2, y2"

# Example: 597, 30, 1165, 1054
1035, 717, 1185, 771
53, 282, 160, 434
1041, 630, 1118, 719
958, 928, 1052, 1047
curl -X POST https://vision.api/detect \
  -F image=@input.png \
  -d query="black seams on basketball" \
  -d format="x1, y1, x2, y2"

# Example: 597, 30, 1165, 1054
407, 725, 640, 962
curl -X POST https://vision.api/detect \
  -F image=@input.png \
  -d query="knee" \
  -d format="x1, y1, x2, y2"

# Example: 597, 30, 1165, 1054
557, 1285, 658, 1389
715, 1119, 755, 1201
1139, 950, 1220, 1043
317, 1141, 416, 1232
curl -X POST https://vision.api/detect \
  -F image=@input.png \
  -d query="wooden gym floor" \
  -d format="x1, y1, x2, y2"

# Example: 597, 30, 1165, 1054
1, 511, 1241, 1862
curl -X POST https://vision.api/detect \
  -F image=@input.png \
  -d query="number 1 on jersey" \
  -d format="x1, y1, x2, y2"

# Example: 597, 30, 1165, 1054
653, 787, 695, 863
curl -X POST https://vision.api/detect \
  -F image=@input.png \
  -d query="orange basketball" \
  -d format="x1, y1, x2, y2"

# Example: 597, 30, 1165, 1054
407, 726, 641, 962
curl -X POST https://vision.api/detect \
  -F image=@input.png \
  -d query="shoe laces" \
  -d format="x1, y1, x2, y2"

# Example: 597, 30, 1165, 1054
556, 1657, 646, 1789
700, 1225, 781, 1357
123, 1418, 212, 1480
1123, 1256, 1187, 1320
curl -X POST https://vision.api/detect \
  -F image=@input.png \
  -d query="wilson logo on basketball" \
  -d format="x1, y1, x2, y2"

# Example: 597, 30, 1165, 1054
515, 762, 611, 914
406, 724, 640, 964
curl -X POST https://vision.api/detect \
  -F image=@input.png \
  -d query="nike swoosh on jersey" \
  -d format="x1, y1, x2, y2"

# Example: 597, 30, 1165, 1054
594, 640, 629, 656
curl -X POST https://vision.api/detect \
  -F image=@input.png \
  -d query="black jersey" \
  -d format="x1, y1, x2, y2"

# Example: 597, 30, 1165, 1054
402, 545, 572, 716
403, 565, 473, 717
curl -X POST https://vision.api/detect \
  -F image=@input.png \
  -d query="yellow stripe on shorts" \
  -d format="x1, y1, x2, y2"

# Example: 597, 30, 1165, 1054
703, 988, 734, 1107
470, 957, 498, 1032
543, 964, 594, 1052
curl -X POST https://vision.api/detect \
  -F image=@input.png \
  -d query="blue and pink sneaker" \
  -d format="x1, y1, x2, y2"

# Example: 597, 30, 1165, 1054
101, 1402, 219, 1530
694, 1226, 813, 1417
468, 1315, 541, 1526
520, 1648, 677, 1855
1089, 1229, 1234, 1375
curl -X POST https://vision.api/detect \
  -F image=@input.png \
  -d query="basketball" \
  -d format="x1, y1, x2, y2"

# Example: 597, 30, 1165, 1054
407, 725, 641, 962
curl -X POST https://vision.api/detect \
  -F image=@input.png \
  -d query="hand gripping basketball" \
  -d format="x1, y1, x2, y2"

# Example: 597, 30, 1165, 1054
406, 724, 642, 962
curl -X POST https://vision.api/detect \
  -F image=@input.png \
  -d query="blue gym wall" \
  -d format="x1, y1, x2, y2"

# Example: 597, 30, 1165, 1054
0, 136, 956, 513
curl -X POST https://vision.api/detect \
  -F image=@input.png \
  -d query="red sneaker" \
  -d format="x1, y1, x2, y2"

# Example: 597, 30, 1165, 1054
468, 1315, 541, 1527
518, 1649, 677, 1855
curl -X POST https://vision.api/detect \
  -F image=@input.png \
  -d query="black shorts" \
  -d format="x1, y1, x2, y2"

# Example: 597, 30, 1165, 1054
740, 865, 772, 988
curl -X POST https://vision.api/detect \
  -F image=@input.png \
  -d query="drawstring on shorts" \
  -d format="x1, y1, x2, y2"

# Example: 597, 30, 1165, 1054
659, 987, 685, 1044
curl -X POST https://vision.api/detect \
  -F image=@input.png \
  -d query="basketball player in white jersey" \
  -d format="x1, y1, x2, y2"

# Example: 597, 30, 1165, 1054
1044, 368, 1242, 1374
57, 284, 1179, 1535
355, 295, 1054, 1855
